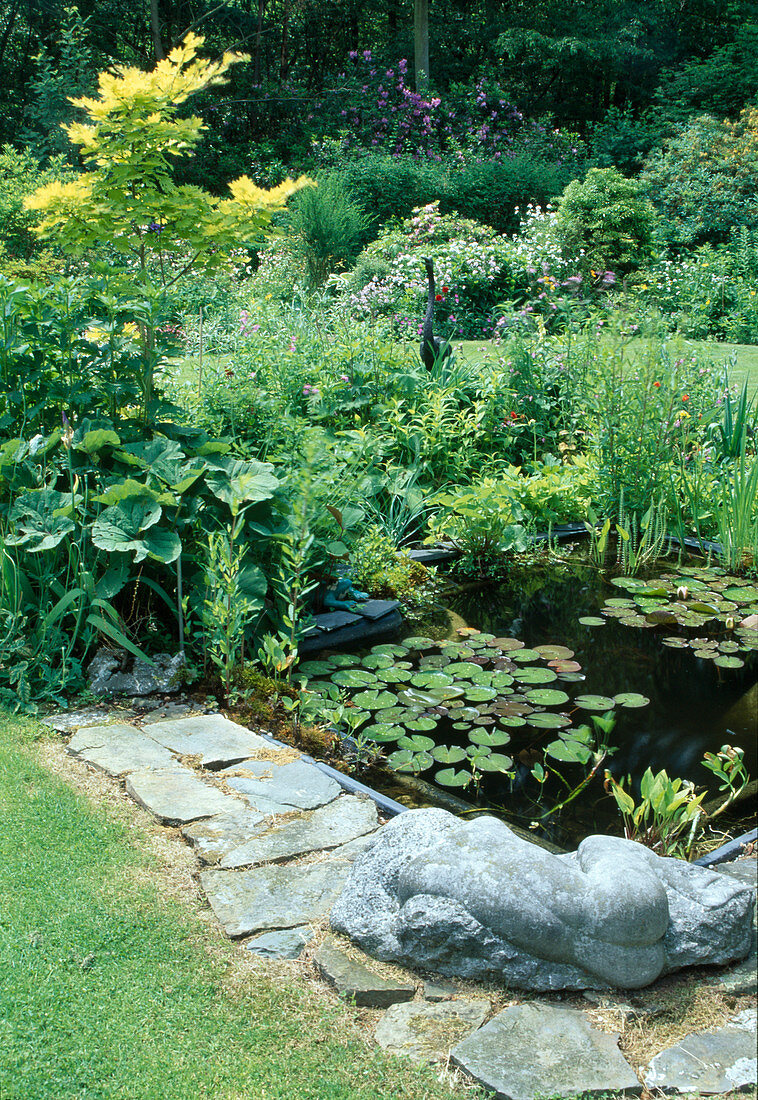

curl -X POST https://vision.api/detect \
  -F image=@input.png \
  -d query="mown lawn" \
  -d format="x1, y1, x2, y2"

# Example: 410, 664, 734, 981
0, 713, 475, 1100
458, 338, 758, 395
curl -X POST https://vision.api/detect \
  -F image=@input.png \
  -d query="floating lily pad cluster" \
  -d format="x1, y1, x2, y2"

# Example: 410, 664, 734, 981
299, 631, 649, 788
584, 567, 758, 670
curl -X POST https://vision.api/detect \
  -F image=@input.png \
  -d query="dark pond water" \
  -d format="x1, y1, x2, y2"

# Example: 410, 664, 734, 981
444, 553, 757, 847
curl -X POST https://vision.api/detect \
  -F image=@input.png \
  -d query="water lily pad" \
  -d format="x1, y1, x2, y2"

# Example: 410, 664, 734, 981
557, 672, 586, 683
404, 716, 439, 732
469, 729, 511, 748
578, 616, 605, 626
614, 692, 650, 708
490, 671, 515, 689
714, 655, 745, 668
475, 752, 514, 773
372, 644, 409, 657
435, 767, 471, 788
527, 712, 572, 729
418, 654, 449, 670
297, 660, 334, 676
513, 667, 557, 684
533, 645, 574, 660
431, 745, 468, 764
662, 637, 689, 648
353, 689, 398, 710
361, 653, 395, 670
491, 637, 525, 651
525, 688, 569, 706
411, 672, 454, 690
511, 648, 542, 663
326, 654, 357, 667
446, 661, 482, 678
401, 635, 437, 649
389, 749, 433, 773
724, 585, 758, 602
398, 734, 435, 752
363, 723, 404, 743
646, 609, 679, 626
546, 739, 592, 764
693, 649, 716, 660
718, 640, 741, 653
574, 694, 616, 711
548, 659, 582, 673
605, 598, 636, 608
499, 715, 527, 728
332, 668, 377, 688
374, 667, 413, 684
463, 686, 499, 702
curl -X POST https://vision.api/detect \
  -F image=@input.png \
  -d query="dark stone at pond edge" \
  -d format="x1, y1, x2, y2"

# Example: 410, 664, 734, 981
299, 610, 404, 654
244, 927, 313, 959
312, 611, 362, 632
313, 935, 416, 1007
643, 1008, 757, 1093
356, 599, 401, 621
450, 1003, 641, 1099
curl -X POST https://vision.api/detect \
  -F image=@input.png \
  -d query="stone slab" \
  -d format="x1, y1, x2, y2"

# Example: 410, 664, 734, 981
181, 808, 268, 863
313, 936, 415, 1008
314, 611, 361, 632
356, 599, 400, 621
67, 723, 177, 776
200, 860, 350, 938
423, 979, 460, 1002
145, 714, 274, 768
451, 1004, 641, 1100
221, 758, 341, 812
244, 926, 313, 959
299, 611, 404, 654
644, 1008, 757, 1094
375, 999, 490, 1063
125, 766, 240, 825
218, 795, 379, 869
44, 708, 115, 732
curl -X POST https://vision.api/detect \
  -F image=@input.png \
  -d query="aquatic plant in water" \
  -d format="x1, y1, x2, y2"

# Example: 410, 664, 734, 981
586, 565, 758, 669
298, 630, 649, 794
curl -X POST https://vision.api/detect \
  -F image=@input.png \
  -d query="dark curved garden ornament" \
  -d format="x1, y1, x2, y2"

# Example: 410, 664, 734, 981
420, 257, 452, 370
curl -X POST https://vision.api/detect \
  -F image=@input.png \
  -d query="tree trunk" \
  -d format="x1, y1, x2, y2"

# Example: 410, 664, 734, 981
253, 0, 266, 84
149, 0, 164, 61
280, 0, 290, 82
414, 0, 429, 89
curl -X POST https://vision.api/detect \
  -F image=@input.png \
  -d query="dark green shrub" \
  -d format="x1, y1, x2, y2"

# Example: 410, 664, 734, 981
287, 175, 372, 287
0, 146, 71, 261
441, 156, 574, 234
335, 155, 447, 227
588, 106, 665, 175
641, 108, 758, 247
556, 167, 658, 274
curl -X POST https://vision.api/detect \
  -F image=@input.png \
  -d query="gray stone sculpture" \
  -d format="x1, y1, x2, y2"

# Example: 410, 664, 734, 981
330, 808, 755, 991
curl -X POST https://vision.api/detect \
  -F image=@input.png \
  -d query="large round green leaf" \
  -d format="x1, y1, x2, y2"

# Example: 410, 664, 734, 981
353, 689, 398, 710
574, 694, 616, 711
332, 669, 377, 688
435, 767, 471, 788
431, 745, 467, 764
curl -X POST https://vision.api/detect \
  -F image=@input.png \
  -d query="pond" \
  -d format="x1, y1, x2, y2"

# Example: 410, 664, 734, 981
448, 553, 757, 845
302, 550, 757, 850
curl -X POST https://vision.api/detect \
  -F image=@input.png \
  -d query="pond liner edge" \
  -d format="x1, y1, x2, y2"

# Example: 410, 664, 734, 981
693, 827, 758, 867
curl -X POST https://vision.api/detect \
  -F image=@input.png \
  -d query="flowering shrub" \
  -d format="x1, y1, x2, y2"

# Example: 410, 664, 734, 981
348, 202, 512, 339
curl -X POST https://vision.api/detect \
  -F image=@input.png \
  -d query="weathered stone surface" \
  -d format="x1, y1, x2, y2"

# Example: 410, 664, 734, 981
375, 999, 489, 1062
44, 707, 114, 732
200, 860, 350, 938
67, 723, 177, 776
125, 766, 239, 825
88, 647, 185, 696
331, 808, 755, 991
146, 714, 274, 768
181, 808, 267, 863
643, 1008, 757, 1094
356, 599, 400, 621
313, 936, 415, 1007
222, 758, 341, 813
219, 795, 379, 868
244, 926, 313, 959
423, 978, 459, 1002
450, 1004, 641, 1099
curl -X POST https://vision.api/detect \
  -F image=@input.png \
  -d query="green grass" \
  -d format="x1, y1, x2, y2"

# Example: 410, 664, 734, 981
457, 337, 758, 395
0, 713, 476, 1100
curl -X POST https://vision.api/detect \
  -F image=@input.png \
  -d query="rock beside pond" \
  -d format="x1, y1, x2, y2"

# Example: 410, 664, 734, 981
643, 1008, 757, 1094
330, 809, 755, 991
88, 646, 186, 696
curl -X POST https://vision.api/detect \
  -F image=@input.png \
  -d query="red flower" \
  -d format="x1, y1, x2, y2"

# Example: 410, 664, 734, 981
225, 368, 234, 378
435, 293, 443, 302
653, 381, 660, 387
510, 411, 519, 419
682, 394, 689, 401
442, 285, 449, 293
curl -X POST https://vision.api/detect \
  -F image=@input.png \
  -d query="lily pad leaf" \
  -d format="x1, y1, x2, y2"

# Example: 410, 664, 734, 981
614, 692, 650, 708
431, 745, 467, 764
574, 694, 616, 711
435, 767, 471, 788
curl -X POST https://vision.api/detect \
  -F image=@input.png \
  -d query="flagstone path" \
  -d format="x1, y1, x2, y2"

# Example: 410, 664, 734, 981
48, 707, 757, 1100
